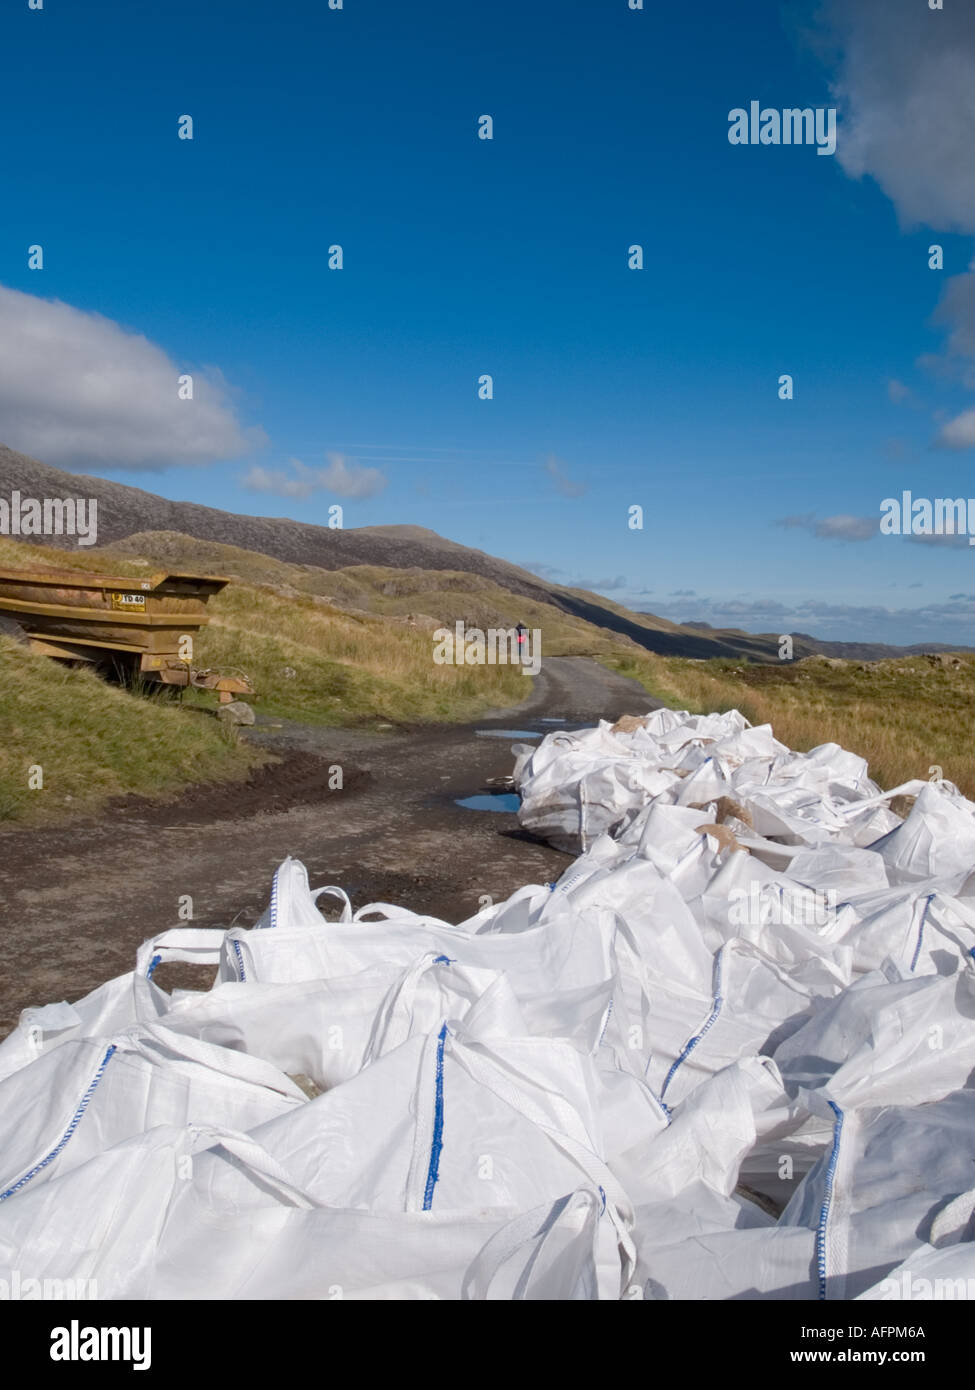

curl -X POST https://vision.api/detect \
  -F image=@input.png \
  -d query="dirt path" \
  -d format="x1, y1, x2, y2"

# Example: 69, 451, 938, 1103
0, 657, 657, 1034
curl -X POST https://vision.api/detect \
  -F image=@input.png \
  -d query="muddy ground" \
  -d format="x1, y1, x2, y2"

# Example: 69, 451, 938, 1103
0, 656, 657, 1035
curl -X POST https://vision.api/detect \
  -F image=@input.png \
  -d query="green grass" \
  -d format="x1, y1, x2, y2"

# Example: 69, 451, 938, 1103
0, 635, 259, 824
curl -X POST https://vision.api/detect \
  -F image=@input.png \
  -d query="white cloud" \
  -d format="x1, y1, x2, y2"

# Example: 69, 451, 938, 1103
242, 465, 313, 499
0, 285, 263, 469
926, 263, 975, 439
935, 407, 975, 450
813, 4, 975, 450
242, 452, 387, 500
815, 514, 879, 542
817, 0, 975, 234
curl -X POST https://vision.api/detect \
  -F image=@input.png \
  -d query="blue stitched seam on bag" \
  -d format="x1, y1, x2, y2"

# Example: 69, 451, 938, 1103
816, 1100, 844, 1300
232, 938, 247, 982
659, 949, 727, 1101
147, 954, 162, 980
596, 998, 613, 1048
639, 1056, 672, 1122
422, 1023, 449, 1211
909, 894, 936, 973
0, 1044, 117, 1203
269, 869, 280, 929
639, 1060, 672, 1122
659, 994, 724, 1100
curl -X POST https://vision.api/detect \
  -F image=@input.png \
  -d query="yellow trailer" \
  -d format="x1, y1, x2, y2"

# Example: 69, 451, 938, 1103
0, 563, 252, 701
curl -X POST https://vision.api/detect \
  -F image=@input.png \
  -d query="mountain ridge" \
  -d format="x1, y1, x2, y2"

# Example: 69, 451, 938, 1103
1, 443, 970, 663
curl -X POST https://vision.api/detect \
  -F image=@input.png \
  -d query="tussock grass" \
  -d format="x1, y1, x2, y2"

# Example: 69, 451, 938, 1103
604, 652, 975, 798
193, 585, 531, 724
0, 536, 149, 576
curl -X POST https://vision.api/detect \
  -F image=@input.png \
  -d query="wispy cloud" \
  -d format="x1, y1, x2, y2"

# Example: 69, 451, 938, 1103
519, 560, 565, 581
519, 560, 629, 594
883, 437, 915, 462
888, 379, 923, 408
543, 453, 587, 498
332, 442, 536, 468
574, 576, 628, 592
777, 513, 878, 542
242, 452, 387, 500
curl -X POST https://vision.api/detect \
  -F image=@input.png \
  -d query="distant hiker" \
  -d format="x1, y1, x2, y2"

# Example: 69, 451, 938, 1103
515, 623, 528, 663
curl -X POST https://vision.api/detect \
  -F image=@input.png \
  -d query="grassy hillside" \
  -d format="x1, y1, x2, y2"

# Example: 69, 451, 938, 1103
191, 583, 530, 724
83, 530, 647, 723
108, 530, 644, 658
605, 651, 975, 799
0, 532, 610, 820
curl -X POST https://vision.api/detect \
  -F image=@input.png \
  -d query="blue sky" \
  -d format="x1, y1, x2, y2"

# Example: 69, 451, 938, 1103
3, 0, 975, 644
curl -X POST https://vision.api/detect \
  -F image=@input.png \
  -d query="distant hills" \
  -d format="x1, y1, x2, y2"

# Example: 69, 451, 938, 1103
0, 443, 969, 663
681, 619, 973, 663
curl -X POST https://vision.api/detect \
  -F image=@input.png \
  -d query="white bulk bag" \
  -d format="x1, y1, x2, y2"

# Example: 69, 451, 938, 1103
0, 1020, 306, 1202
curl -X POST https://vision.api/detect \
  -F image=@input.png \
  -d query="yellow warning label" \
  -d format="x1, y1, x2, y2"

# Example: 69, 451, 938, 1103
111, 592, 146, 611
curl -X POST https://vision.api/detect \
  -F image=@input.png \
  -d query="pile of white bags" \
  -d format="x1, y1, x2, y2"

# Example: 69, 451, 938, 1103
3, 705, 975, 1300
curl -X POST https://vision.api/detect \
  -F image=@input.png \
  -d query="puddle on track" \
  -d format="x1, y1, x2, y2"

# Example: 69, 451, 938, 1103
455, 794, 521, 813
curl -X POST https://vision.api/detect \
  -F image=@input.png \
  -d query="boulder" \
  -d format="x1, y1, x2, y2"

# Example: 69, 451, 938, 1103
216, 700, 256, 726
